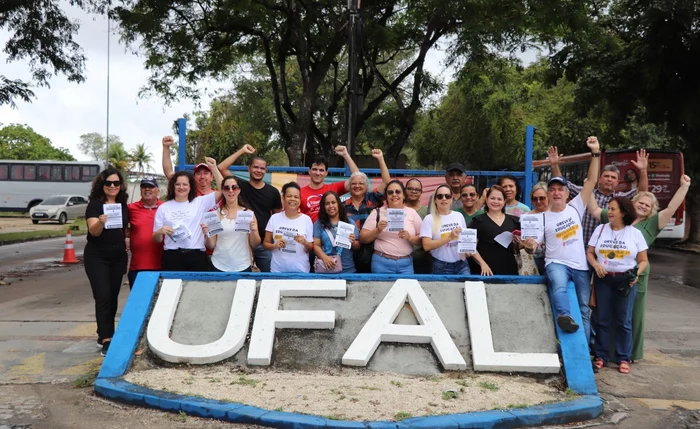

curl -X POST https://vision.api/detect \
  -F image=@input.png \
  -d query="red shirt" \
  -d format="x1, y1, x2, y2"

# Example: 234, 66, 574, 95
300, 181, 347, 223
128, 199, 164, 271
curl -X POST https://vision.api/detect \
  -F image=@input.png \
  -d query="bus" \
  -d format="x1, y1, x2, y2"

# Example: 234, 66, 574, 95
0, 160, 106, 212
533, 149, 686, 239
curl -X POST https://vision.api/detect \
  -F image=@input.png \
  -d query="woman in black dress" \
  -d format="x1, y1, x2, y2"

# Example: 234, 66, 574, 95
468, 185, 522, 275
84, 168, 129, 356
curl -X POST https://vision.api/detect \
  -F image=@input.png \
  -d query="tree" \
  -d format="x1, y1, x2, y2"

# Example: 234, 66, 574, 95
78, 133, 123, 161
0, 124, 75, 160
108, 142, 131, 172
131, 143, 154, 176
0, 0, 90, 107
110, 0, 590, 166
550, 0, 700, 243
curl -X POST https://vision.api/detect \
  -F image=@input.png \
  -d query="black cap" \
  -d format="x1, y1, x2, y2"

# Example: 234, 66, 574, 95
140, 178, 158, 188
547, 176, 569, 187
445, 163, 465, 173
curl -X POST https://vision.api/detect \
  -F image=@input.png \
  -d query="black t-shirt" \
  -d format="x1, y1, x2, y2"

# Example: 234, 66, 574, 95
85, 199, 129, 246
468, 213, 520, 275
238, 179, 283, 238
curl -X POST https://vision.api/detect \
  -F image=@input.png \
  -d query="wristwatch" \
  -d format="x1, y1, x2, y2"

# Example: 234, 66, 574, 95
591, 152, 601, 157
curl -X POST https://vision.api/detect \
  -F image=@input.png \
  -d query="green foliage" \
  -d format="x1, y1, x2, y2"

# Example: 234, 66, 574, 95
0, 124, 75, 160
478, 381, 499, 391
131, 143, 154, 175
108, 142, 131, 173
394, 412, 412, 421
441, 390, 459, 400
78, 133, 123, 161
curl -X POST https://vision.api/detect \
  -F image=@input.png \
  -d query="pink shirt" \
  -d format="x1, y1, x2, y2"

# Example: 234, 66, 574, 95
362, 206, 422, 257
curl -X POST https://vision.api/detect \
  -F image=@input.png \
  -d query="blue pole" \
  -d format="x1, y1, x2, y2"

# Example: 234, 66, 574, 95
524, 125, 535, 207
177, 118, 187, 172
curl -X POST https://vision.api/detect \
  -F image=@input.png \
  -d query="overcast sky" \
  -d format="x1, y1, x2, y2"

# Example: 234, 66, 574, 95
1, 5, 535, 171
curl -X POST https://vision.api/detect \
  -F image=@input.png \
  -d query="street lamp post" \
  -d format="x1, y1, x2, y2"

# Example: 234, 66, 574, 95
346, 0, 362, 161
105, 11, 111, 165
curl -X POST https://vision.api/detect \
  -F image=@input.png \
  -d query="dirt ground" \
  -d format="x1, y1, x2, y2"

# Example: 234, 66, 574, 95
0, 217, 77, 234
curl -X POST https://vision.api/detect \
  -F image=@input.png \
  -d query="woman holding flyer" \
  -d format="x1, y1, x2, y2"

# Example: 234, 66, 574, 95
421, 184, 489, 275
264, 182, 314, 273
84, 167, 130, 356
202, 176, 260, 272
313, 191, 360, 274
360, 180, 423, 274
153, 157, 224, 272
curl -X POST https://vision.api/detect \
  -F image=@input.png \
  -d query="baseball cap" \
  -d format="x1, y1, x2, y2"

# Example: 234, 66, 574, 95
547, 176, 569, 187
140, 178, 158, 188
194, 163, 211, 173
445, 163, 465, 173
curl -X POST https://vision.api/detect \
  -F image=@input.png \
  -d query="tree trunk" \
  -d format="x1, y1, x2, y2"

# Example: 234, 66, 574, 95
685, 185, 700, 244
385, 120, 413, 168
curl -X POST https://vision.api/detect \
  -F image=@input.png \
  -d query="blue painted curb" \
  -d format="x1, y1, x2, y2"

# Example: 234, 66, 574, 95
95, 377, 603, 429
95, 272, 603, 428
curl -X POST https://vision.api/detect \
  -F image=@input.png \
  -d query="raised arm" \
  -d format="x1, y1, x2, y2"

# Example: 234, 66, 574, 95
205, 157, 224, 203
162, 136, 175, 180
548, 146, 564, 178
218, 144, 256, 177
335, 145, 360, 184
587, 193, 603, 222
371, 148, 391, 193
631, 149, 649, 192
581, 137, 601, 208
658, 175, 691, 228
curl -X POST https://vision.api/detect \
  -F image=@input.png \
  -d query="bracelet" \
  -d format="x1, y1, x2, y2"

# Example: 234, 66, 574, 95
591, 152, 601, 157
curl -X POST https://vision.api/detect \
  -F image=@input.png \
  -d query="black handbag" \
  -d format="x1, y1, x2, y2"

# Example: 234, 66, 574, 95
353, 207, 380, 272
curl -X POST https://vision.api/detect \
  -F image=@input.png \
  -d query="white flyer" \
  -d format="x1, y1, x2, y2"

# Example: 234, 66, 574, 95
281, 230, 299, 252
494, 231, 514, 249
386, 208, 405, 232
203, 211, 224, 237
103, 204, 123, 229
335, 221, 355, 249
458, 229, 477, 253
520, 213, 544, 240
234, 211, 254, 233
171, 224, 191, 242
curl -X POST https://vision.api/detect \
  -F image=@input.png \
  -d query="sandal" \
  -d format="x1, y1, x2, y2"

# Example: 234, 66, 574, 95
593, 358, 605, 369
619, 361, 631, 374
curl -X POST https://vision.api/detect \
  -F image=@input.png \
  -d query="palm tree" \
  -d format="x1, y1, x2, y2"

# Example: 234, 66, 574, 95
108, 143, 131, 173
131, 143, 154, 177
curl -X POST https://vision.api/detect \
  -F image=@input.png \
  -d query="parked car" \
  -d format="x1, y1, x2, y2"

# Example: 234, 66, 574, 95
29, 195, 88, 224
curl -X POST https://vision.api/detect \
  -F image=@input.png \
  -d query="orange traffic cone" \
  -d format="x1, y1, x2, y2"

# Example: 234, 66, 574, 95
62, 229, 79, 264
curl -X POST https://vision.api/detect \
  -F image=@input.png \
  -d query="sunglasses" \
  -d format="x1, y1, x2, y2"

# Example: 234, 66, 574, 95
104, 180, 121, 187
406, 187, 422, 192
532, 196, 547, 202
461, 192, 477, 198
435, 193, 452, 200
386, 190, 403, 196
223, 184, 240, 191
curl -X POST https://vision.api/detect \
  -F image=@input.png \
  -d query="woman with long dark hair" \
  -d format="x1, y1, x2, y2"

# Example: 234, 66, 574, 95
153, 157, 224, 271
313, 191, 360, 273
202, 176, 260, 272
498, 175, 530, 217
84, 167, 129, 356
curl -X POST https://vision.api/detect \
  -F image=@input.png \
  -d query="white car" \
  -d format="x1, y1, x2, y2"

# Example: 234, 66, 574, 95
29, 195, 88, 225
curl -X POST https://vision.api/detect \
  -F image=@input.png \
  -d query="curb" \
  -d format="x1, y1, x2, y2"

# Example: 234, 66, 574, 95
95, 272, 604, 428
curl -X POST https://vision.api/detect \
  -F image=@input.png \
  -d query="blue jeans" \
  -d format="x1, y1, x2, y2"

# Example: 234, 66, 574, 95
432, 259, 470, 275
545, 263, 592, 342
371, 253, 414, 274
594, 275, 637, 363
253, 244, 272, 272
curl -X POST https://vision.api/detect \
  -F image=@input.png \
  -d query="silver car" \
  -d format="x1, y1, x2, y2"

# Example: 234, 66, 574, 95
29, 195, 88, 225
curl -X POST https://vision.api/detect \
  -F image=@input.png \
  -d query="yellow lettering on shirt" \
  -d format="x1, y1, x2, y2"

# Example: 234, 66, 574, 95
556, 224, 579, 241
598, 249, 631, 259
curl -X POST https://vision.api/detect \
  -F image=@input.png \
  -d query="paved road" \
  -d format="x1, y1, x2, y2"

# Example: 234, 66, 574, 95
0, 242, 698, 428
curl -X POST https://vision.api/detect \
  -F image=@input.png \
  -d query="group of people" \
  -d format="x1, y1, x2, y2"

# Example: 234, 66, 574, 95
83, 136, 690, 373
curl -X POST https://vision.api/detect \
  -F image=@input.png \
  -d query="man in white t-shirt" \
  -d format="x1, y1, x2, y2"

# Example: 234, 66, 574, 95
543, 137, 600, 342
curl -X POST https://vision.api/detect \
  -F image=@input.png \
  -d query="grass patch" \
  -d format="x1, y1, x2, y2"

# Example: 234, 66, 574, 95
273, 406, 284, 412
358, 385, 381, 391
0, 218, 88, 245
479, 381, 499, 392
72, 362, 101, 389
428, 376, 441, 383
507, 403, 530, 409
394, 412, 412, 421
323, 414, 345, 420
455, 380, 469, 387
442, 391, 459, 400
230, 376, 258, 387
178, 410, 188, 423
390, 380, 403, 388
0, 212, 28, 218
565, 388, 577, 397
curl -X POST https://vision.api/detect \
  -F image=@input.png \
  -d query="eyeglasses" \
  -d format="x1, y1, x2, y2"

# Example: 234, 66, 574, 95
532, 196, 547, 202
406, 187, 422, 193
461, 192, 477, 198
223, 185, 240, 191
435, 193, 452, 200
386, 190, 403, 196
104, 180, 121, 187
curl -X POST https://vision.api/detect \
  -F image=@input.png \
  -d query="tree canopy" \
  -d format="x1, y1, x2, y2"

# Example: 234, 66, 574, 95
0, 124, 75, 160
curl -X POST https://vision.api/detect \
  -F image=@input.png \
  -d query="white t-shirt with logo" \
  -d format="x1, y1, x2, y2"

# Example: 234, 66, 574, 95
153, 192, 218, 251
266, 212, 314, 273
420, 211, 466, 263
588, 224, 647, 273
543, 194, 588, 270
